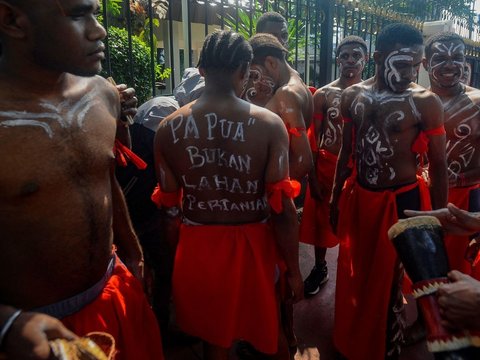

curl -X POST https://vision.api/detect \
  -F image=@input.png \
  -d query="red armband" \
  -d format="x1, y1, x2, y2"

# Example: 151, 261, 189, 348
286, 124, 306, 138
411, 125, 446, 154
151, 183, 182, 208
266, 179, 301, 214
114, 140, 147, 170
307, 125, 318, 152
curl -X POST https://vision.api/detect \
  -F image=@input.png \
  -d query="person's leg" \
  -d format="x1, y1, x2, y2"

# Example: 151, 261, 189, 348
303, 246, 328, 296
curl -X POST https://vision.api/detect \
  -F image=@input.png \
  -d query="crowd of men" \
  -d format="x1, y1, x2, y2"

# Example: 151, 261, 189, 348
1, 0, 480, 360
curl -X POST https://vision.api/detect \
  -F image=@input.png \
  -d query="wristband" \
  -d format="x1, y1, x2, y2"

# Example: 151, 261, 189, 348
0, 309, 22, 349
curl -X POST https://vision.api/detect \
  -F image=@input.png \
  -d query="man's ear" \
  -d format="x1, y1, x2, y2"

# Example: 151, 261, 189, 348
0, 1, 29, 39
198, 67, 206, 77
264, 55, 278, 72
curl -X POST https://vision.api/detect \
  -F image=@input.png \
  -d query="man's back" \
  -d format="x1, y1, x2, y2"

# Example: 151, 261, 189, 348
156, 95, 287, 225
0, 75, 119, 309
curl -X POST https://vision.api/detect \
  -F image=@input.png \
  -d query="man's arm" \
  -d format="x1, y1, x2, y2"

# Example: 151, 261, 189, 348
265, 114, 303, 303
111, 166, 144, 280
421, 93, 448, 209
0, 305, 77, 360
153, 121, 182, 252
268, 88, 313, 181
329, 90, 354, 233
405, 203, 480, 236
308, 89, 327, 201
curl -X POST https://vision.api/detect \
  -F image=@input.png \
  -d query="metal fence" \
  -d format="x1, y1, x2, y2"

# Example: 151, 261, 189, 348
100, 0, 480, 103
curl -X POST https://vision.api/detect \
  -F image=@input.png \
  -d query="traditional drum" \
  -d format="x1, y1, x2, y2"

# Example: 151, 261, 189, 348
388, 216, 480, 359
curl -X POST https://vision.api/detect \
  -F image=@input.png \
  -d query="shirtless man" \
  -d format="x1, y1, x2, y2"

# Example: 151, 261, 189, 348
423, 32, 480, 279
300, 36, 368, 296
249, 33, 313, 181
0, 1, 163, 359
330, 23, 448, 360
153, 30, 303, 360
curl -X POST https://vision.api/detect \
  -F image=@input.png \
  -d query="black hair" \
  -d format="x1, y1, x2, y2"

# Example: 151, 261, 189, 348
197, 30, 252, 73
336, 35, 368, 57
249, 33, 288, 65
376, 23, 423, 53
256, 12, 287, 33
424, 32, 465, 58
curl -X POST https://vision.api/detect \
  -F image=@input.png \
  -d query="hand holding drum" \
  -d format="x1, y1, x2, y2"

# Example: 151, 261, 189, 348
388, 216, 480, 359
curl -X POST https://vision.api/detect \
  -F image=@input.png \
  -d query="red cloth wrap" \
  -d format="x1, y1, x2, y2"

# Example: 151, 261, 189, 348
444, 184, 480, 280
300, 149, 339, 247
411, 126, 446, 154
308, 86, 317, 95
113, 140, 147, 170
343, 116, 352, 123
151, 184, 182, 208
173, 222, 278, 354
62, 257, 164, 360
334, 177, 432, 360
266, 179, 301, 214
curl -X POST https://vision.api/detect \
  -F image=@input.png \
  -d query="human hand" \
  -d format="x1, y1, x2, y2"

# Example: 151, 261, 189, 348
437, 270, 480, 331
404, 203, 480, 236
3, 312, 77, 360
116, 84, 137, 123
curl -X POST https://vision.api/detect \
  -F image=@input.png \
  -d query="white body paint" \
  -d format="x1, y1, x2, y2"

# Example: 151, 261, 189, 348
0, 91, 100, 138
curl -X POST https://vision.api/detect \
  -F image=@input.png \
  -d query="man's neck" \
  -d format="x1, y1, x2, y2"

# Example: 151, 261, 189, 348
430, 82, 464, 100
0, 57, 68, 96
338, 74, 362, 89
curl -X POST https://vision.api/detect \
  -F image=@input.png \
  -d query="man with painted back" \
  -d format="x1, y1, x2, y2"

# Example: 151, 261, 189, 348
330, 23, 447, 360
153, 30, 303, 360
423, 32, 480, 279
0, 0, 163, 359
300, 35, 368, 296
249, 33, 313, 181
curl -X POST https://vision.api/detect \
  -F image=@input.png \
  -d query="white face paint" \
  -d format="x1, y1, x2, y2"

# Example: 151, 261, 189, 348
383, 47, 420, 93
338, 44, 367, 79
0, 91, 99, 138
428, 41, 465, 87
245, 66, 275, 102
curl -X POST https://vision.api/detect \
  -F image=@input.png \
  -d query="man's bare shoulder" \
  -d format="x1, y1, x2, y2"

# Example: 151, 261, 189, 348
410, 85, 442, 106
465, 85, 480, 105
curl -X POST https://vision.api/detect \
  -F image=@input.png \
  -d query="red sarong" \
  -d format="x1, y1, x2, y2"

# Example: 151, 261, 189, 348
62, 259, 164, 360
334, 178, 431, 360
300, 149, 339, 248
173, 222, 279, 354
444, 184, 480, 280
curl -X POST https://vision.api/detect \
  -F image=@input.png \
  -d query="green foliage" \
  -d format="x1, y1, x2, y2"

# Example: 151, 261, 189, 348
98, 0, 122, 22
222, 3, 305, 63
101, 26, 162, 103
361, 0, 473, 20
